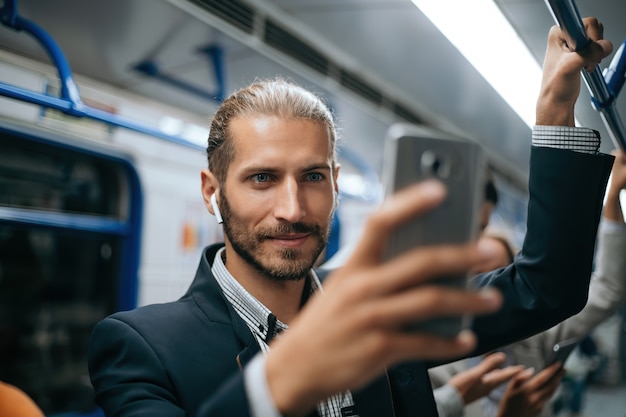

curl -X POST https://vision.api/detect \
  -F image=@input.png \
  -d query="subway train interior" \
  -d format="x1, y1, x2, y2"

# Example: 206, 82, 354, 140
0, 0, 625, 415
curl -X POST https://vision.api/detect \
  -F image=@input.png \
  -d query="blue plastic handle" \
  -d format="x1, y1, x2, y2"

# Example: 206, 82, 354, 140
604, 40, 626, 97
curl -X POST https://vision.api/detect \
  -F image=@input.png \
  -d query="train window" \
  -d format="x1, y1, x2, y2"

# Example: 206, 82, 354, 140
0, 133, 127, 219
0, 227, 120, 414
0, 127, 141, 416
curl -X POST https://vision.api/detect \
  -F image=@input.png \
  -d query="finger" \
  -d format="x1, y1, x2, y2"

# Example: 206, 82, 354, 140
357, 285, 502, 329
347, 180, 446, 266
524, 362, 563, 390
530, 368, 566, 404
549, 17, 613, 71
476, 351, 507, 372
583, 17, 603, 41
383, 329, 478, 363
578, 16, 613, 70
581, 39, 614, 72
505, 367, 534, 392
548, 24, 569, 50
482, 365, 526, 388
363, 243, 486, 297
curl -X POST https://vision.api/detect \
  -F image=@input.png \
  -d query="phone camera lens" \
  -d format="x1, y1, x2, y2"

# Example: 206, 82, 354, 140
421, 151, 451, 179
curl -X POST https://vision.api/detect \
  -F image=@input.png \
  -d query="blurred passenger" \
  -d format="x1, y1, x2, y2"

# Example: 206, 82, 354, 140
88, 18, 614, 417
480, 173, 499, 232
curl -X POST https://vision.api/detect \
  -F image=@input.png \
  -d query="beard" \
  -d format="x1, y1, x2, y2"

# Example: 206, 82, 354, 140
220, 191, 330, 281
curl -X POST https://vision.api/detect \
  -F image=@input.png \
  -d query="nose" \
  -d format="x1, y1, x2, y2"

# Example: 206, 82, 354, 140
273, 178, 306, 223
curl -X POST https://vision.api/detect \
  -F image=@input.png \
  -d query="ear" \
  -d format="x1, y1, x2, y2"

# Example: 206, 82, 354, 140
201, 169, 220, 217
333, 163, 341, 200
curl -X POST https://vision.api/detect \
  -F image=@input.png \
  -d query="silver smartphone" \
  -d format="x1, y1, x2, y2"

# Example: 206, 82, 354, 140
381, 123, 486, 337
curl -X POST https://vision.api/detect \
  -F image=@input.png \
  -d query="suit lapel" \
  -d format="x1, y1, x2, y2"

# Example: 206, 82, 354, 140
236, 336, 262, 370
187, 244, 262, 369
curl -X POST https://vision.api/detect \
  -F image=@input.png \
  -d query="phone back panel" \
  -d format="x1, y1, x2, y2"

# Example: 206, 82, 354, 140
383, 124, 485, 252
381, 123, 486, 336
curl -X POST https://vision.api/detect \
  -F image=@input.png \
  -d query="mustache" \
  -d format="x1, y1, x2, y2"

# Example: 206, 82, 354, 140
257, 222, 322, 239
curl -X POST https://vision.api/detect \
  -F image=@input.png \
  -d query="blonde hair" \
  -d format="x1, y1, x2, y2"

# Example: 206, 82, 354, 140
206, 78, 338, 184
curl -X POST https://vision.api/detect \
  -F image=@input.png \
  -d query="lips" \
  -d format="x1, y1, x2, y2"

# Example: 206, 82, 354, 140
268, 233, 310, 247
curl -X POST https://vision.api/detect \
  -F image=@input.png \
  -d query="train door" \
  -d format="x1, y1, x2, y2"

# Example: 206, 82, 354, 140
0, 120, 142, 416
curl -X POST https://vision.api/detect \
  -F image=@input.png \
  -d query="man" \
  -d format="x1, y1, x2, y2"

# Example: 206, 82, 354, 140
88, 18, 614, 417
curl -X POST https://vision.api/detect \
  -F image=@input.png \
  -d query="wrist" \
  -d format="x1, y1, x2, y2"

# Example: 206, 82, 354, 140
266, 351, 318, 417
535, 92, 576, 126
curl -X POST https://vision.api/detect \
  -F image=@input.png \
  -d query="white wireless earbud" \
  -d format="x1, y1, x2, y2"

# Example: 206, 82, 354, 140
210, 193, 223, 224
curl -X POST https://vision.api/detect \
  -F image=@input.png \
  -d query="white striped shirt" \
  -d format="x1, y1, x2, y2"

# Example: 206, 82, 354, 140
212, 248, 358, 417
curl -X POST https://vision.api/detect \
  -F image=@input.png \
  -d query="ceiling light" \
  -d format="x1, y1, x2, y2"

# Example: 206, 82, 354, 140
411, 0, 542, 127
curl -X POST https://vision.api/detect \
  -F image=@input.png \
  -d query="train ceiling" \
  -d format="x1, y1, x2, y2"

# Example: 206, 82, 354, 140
0, 0, 624, 186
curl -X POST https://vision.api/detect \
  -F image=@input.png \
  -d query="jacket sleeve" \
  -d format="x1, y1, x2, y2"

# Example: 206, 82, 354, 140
88, 316, 252, 417
89, 317, 187, 417
535, 218, 626, 359
469, 146, 614, 355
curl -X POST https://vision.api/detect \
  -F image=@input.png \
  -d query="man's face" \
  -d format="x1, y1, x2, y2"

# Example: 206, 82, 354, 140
219, 115, 338, 282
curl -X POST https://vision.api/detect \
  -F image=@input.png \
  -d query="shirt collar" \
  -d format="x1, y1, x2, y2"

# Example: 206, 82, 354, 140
211, 247, 321, 343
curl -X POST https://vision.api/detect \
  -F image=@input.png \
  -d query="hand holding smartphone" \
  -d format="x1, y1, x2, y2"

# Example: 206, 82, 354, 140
381, 123, 486, 337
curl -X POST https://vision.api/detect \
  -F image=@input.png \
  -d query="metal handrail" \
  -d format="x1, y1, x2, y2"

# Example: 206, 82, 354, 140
545, 0, 626, 150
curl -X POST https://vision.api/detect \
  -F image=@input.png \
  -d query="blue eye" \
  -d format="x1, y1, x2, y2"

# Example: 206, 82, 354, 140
308, 172, 323, 182
254, 173, 270, 183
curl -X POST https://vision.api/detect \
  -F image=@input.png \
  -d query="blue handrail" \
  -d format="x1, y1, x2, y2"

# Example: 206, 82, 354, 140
544, 0, 626, 151
0, 0, 204, 149
134, 45, 225, 103
0, 0, 82, 109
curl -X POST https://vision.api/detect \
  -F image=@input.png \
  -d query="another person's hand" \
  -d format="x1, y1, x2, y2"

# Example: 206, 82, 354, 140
266, 180, 503, 417
605, 149, 626, 222
609, 150, 626, 191
449, 352, 525, 405
536, 17, 613, 126
495, 362, 565, 417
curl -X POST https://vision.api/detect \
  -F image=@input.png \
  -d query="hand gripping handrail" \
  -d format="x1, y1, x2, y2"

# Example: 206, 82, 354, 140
545, 0, 626, 151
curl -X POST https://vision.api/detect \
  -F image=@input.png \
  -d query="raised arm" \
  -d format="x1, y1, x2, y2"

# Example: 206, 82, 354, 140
469, 17, 615, 355
530, 148, 626, 358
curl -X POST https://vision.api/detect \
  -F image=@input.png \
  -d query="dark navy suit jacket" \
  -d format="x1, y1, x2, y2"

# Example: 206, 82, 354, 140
88, 147, 614, 417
